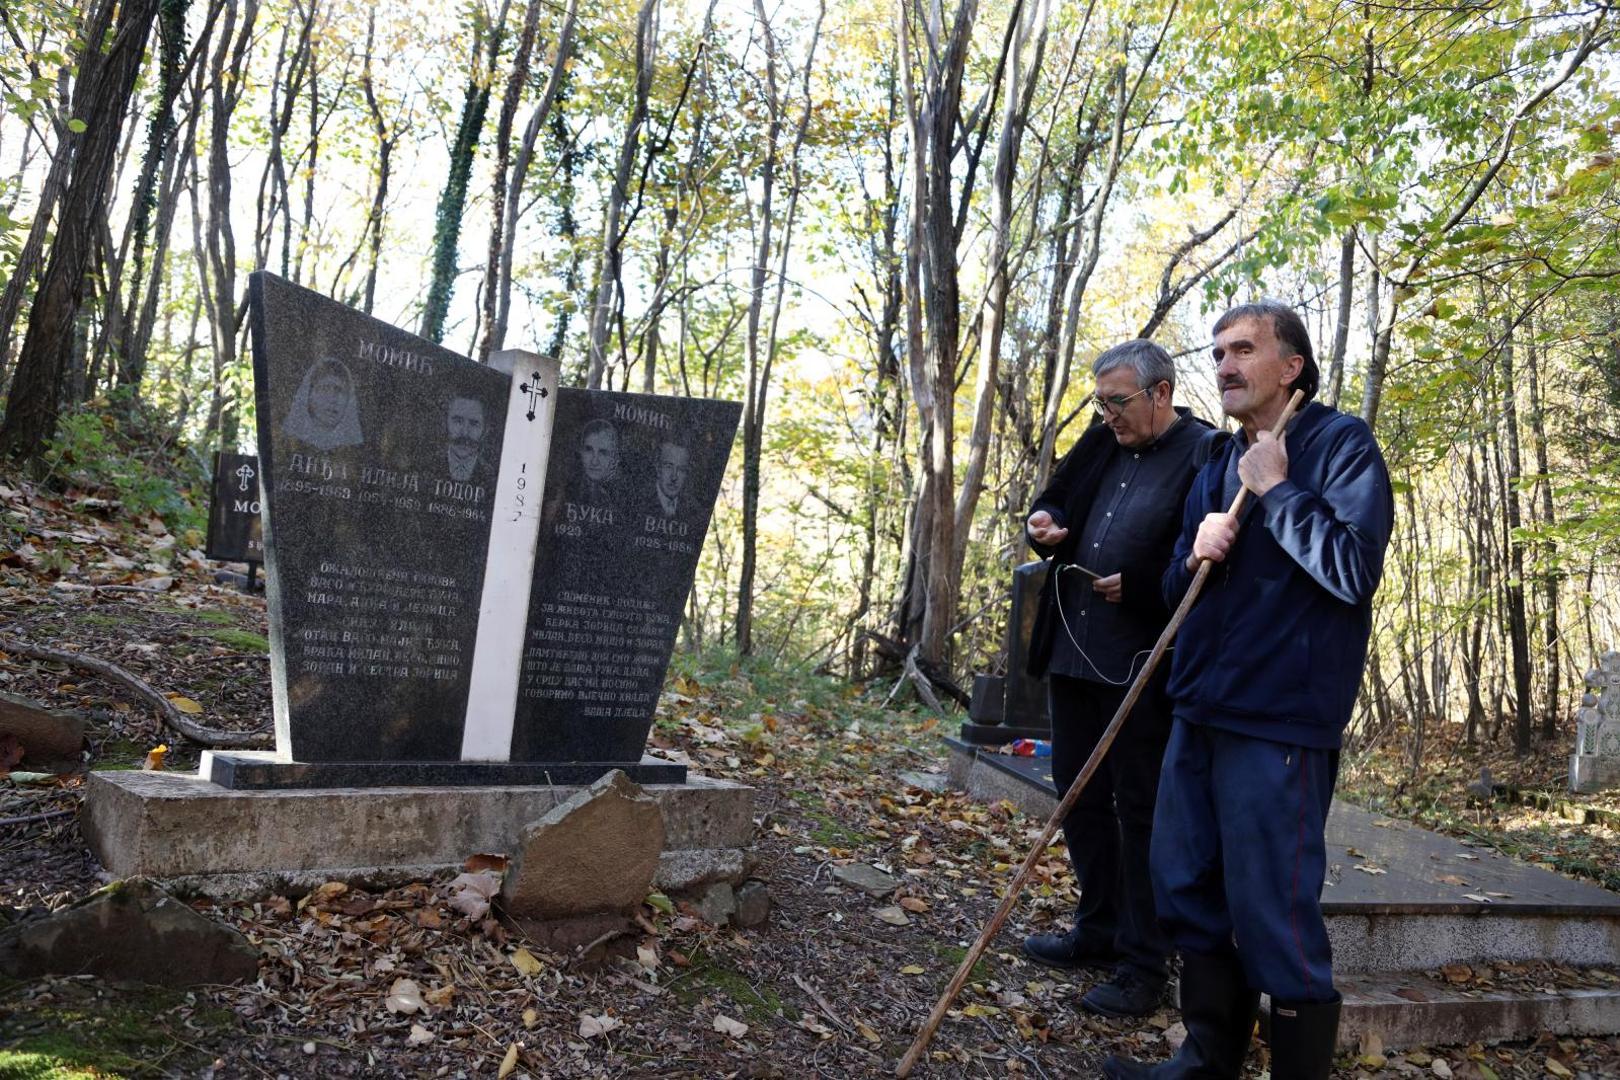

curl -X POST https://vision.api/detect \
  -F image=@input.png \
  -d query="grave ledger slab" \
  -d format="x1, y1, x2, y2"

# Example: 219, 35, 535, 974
204, 274, 737, 789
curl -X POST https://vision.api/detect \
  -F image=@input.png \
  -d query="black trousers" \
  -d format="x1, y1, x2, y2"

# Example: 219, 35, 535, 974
1048, 670, 1173, 984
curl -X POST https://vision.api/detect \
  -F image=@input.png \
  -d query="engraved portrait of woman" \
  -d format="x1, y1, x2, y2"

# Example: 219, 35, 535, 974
282, 357, 364, 452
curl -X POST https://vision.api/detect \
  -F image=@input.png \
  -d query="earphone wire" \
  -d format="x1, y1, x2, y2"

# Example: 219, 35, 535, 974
1052, 563, 1169, 687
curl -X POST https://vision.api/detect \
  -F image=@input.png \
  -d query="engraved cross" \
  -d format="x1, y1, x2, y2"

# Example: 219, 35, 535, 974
234, 462, 256, 493
518, 372, 549, 421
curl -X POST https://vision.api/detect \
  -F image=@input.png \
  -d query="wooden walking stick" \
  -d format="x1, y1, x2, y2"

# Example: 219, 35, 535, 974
895, 389, 1305, 1077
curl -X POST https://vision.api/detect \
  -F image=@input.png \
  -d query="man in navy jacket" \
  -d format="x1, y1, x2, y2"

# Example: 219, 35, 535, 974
1105, 302, 1393, 1080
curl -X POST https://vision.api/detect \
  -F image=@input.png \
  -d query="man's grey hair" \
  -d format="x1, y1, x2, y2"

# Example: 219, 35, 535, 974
1091, 339, 1175, 391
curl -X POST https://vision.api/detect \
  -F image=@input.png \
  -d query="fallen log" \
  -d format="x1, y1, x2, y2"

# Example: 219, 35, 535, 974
0, 636, 270, 749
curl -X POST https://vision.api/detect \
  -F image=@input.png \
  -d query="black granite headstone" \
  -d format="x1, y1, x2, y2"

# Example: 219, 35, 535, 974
246, 272, 518, 763
207, 276, 731, 789
204, 452, 263, 564
511, 389, 741, 762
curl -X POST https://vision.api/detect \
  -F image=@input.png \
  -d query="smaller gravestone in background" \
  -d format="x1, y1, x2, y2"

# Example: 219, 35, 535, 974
204, 452, 263, 565
962, 560, 1052, 745
1572, 650, 1620, 793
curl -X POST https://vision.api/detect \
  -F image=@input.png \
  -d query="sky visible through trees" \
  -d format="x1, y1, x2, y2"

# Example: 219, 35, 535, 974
1, 0, 1617, 755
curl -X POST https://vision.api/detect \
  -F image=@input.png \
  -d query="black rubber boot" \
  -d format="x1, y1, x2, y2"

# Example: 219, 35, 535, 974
1102, 949, 1258, 1079
1268, 994, 1341, 1080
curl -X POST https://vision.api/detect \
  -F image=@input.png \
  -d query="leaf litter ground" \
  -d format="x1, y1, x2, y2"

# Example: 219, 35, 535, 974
2, 479, 1619, 1078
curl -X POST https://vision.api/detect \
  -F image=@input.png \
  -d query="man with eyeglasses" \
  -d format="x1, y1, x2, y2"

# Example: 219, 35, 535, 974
1023, 339, 1222, 1019
1103, 301, 1392, 1080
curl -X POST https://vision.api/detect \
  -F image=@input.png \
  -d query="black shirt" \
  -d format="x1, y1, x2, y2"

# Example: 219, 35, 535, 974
1049, 414, 1206, 684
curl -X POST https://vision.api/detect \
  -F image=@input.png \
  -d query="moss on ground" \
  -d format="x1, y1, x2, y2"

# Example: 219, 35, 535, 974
0, 982, 233, 1078
667, 956, 800, 1025
193, 628, 268, 653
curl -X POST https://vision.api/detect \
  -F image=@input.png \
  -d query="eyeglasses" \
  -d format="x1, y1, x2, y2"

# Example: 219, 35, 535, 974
1090, 386, 1150, 417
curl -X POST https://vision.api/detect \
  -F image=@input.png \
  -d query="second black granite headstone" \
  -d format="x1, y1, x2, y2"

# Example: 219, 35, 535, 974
511, 389, 741, 762
204, 452, 263, 564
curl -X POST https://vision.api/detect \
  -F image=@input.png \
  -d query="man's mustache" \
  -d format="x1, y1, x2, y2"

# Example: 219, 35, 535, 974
450, 436, 479, 452
1218, 377, 1247, 392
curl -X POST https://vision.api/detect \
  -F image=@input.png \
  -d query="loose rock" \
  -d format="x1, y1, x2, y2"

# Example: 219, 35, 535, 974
501, 770, 665, 919
0, 878, 258, 986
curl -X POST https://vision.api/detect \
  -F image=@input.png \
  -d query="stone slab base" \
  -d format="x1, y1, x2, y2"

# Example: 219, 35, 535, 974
1331, 974, 1620, 1052
1329, 910, 1620, 973
84, 770, 753, 896
201, 750, 686, 789
1571, 753, 1620, 794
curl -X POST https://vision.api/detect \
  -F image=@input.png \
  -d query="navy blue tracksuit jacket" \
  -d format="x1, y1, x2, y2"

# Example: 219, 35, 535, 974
1150, 400, 1393, 1002
1161, 401, 1394, 747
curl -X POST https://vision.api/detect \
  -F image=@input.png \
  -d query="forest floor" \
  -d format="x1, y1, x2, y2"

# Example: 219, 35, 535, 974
2, 475, 1620, 1079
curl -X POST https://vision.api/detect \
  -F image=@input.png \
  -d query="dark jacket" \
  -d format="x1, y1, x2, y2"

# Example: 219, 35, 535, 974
1160, 401, 1393, 749
1025, 408, 1219, 678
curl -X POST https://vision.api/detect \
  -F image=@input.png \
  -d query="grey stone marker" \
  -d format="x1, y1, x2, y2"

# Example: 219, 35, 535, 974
1572, 650, 1620, 793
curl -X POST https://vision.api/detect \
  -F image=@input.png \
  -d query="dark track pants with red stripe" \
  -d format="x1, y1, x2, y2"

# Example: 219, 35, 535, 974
1150, 717, 1340, 1002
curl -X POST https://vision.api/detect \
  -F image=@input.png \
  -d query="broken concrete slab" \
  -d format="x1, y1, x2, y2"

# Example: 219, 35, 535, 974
0, 691, 87, 771
500, 770, 664, 919
0, 878, 258, 986
656, 848, 745, 892
833, 863, 899, 898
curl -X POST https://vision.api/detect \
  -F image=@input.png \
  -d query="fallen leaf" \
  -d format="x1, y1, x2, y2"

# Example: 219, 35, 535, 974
960, 1003, 1001, 1018
898, 896, 929, 913
497, 1042, 520, 1078
900, 964, 925, 975
857, 1022, 881, 1043
447, 870, 501, 919
1441, 963, 1473, 984
1435, 874, 1470, 886
579, 1013, 622, 1038
521, 1008, 538, 1030
1353, 863, 1387, 875
1432, 1057, 1454, 1077
874, 906, 911, 926
509, 947, 543, 977
1545, 1057, 1573, 1077
1462, 893, 1494, 904
385, 978, 425, 1015
166, 695, 203, 714
713, 1014, 749, 1038
142, 744, 169, 771
406, 1023, 434, 1045
423, 984, 455, 1007
464, 852, 507, 873
646, 892, 675, 915
636, 943, 659, 971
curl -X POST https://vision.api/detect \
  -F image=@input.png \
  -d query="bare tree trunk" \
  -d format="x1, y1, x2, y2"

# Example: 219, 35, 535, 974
952, 0, 1046, 575
735, 0, 785, 657
1524, 320, 1560, 738
420, 0, 512, 344
485, 0, 579, 357
1324, 227, 1355, 408
0, 0, 160, 460
585, 0, 658, 388
1497, 306, 1534, 753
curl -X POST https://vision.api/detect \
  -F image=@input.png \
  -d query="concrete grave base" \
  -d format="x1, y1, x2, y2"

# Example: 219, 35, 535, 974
83, 769, 755, 899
